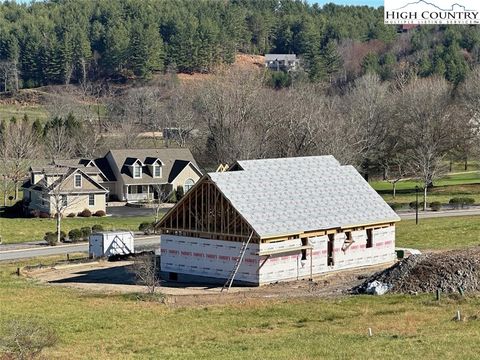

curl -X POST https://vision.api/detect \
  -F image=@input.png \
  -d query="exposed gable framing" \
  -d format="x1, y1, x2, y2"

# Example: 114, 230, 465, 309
157, 176, 260, 243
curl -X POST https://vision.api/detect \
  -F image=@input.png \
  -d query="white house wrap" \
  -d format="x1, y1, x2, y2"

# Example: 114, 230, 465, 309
157, 156, 400, 285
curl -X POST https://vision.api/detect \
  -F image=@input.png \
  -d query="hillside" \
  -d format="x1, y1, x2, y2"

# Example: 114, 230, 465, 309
0, 0, 479, 91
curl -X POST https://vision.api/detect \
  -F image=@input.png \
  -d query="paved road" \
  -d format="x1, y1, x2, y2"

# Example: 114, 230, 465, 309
399, 208, 480, 220
0, 235, 160, 262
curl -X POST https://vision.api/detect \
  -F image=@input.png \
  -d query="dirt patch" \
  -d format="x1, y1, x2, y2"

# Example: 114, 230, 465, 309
25, 260, 393, 307
353, 247, 480, 294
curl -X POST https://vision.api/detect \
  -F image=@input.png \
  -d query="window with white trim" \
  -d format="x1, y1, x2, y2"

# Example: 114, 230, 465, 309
88, 194, 95, 206
184, 178, 195, 192
62, 195, 67, 207
133, 164, 142, 178
153, 164, 161, 177
74, 174, 82, 188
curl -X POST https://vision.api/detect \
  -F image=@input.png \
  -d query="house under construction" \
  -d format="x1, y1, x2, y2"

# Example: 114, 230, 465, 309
155, 156, 400, 285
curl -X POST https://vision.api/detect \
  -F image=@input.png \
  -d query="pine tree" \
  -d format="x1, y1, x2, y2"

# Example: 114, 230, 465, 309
128, 21, 164, 78
322, 40, 342, 80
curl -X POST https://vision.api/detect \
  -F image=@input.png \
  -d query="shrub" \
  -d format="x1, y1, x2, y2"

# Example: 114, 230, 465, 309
3, 200, 25, 217
68, 229, 82, 242
176, 185, 184, 201
30, 210, 40, 218
0, 319, 57, 359
80, 227, 92, 240
44, 232, 57, 246
389, 203, 403, 211
409, 201, 418, 210
67, 213, 76, 218
94, 210, 106, 217
430, 201, 442, 211
38, 212, 50, 219
139, 222, 154, 235
449, 197, 475, 209
78, 209, 92, 217
168, 190, 177, 204
92, 224, 104, 233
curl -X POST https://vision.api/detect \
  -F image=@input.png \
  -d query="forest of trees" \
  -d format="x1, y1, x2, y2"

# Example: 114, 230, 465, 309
0, 0, 479, 89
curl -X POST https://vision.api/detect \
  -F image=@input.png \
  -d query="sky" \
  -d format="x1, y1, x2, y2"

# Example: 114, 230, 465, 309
310, 0, 383, 6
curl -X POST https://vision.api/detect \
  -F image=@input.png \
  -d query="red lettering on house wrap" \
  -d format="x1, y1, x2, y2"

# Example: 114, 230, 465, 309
181, 251, 192, 256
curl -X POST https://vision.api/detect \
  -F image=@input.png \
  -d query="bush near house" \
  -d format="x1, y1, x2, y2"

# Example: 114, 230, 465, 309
78, 209, 92, 217
94, 210, 106, 217
67, 213, 76, 218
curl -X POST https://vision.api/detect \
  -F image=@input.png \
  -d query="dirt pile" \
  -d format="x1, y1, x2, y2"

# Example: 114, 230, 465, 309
353, 248, 480, 294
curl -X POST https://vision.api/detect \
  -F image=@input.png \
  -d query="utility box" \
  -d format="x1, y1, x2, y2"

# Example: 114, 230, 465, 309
89, 231, 134, 258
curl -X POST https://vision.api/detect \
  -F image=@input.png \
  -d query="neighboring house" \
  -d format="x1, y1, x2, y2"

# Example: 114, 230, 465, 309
264, 54, 299, 72
96, 148, 202, 202
23, 148, 202, 206
156, 156, 400, 286
22, 165, 108, 216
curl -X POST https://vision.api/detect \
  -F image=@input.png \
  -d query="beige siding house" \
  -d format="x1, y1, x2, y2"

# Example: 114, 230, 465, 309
96, 148, 202, 202
22, 148, 202, 212
23, 166, 108, 217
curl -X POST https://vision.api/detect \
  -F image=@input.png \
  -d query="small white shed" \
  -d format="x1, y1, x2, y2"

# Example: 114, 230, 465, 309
89, 231, 134, 258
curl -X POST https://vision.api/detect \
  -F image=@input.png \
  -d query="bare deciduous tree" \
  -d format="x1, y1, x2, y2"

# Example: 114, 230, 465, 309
399, 77, 457, 210
131, 254, 160, 294
1, 117, 40, 200
40, 169, 83, 244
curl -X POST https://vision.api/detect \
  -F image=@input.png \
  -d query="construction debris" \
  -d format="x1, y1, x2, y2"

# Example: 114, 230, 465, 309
353, 248, 480, 294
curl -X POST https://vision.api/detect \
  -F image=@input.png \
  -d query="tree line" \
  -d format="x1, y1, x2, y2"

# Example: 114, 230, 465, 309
1, 65, 479, 209
0, 0, 479, 89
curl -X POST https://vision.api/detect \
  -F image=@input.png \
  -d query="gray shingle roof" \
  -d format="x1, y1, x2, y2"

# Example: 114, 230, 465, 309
107, 148, 200, 185
265, 54, 298, 61
209, 156, 399, 238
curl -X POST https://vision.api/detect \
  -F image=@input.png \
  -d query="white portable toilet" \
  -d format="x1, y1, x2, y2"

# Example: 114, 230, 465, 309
89, 231, 134, 258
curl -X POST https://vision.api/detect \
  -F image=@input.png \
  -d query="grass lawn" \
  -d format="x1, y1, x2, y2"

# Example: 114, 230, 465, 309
0, 103, 49, 121
0, 216, 155, 244
396, 216, 480, 250
371, 172, 480, 206
1, 257, 480, 359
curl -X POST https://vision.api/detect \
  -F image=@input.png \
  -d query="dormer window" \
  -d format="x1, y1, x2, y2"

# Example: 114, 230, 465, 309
74, 174, 82, 188
153, 164, 161, 177
133, 164, 142, 178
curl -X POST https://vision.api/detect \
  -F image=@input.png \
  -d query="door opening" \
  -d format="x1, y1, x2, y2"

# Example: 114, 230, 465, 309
327, 234, 335, 266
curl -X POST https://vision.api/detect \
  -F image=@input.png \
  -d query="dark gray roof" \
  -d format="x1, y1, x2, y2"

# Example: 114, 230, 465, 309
94, 157, 116, 182
209, 156, 400, 238
265, 54, 298, 61
107, 148, 200, 185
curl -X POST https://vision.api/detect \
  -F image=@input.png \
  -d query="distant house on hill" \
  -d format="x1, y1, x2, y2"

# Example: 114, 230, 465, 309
156, 156, 400, 286
264, 54, 299, 72
22, 149, 202, 213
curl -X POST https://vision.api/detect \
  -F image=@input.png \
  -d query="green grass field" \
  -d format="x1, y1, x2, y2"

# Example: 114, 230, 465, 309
396, 216, 480, 250
0, 256, 480, 359
370, 172, 480, 206
0, 216, 154, 244
0, 103, 49, 121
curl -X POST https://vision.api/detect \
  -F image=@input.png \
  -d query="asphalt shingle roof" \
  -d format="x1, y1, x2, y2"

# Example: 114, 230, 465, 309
209, 156, 400, 238
107, 148, 200, 185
